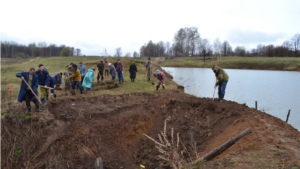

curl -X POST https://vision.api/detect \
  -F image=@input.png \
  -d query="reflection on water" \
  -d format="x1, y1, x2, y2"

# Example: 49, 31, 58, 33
163, 67, 300, 131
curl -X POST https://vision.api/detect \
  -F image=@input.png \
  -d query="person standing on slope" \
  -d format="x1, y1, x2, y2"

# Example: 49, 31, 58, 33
212, 65, 229, 102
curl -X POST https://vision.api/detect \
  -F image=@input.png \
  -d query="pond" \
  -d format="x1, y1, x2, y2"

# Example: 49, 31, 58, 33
163, 67, 300, 131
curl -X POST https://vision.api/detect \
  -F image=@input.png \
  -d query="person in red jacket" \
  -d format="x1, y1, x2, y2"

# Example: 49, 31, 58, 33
153, 70, 166, 90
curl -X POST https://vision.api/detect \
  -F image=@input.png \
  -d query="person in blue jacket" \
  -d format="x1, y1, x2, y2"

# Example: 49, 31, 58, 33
16, 68, 41, 113
35, 64, 50, 105
53, 72, 62, 89
48, 76, 57, 99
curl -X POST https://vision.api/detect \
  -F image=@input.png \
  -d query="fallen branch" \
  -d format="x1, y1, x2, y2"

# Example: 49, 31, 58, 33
196, 128, 251, 162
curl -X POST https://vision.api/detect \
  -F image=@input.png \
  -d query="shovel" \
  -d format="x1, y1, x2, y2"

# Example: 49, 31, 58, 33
22, 78, 42, 105
212, 78, 217, 100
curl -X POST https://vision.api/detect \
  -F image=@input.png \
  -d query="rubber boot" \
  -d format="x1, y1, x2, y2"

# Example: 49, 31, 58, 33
36, 108, 42, 112
26, 106, 31, 113
156, 86, 159, 90
162, 84, 165, 89
41, 98, 47, 105
70, 89, 76, 95
219, 94, 224, 102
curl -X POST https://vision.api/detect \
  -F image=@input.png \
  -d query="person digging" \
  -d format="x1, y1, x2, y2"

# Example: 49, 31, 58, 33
69, 64, 84, 96
153, 70, 166, 90
97, 60, 104, 84
212, 65, 229, 102
16, 68, 42, 113
35, 64, 50, 105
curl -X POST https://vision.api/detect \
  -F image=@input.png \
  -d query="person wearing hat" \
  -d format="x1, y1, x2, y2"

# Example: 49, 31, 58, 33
82, 67, 95, 92
35, 64, 50, 105
153, 70, 166, 90
97, 61, 104, 84
108, 63, 117, 80
212, 65, 229, 102
78, 62, 86, 84
145, 58, 152, 82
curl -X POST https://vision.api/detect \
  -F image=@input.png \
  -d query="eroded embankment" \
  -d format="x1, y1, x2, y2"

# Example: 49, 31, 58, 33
1, 90, 300, 169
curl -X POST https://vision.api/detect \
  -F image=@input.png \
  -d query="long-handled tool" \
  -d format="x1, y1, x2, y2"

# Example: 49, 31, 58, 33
212, 78, 217, 100
38, 85, 54, 89
22, 78, 42, 105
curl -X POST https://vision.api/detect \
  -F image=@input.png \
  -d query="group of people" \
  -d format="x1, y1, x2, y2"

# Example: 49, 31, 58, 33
16, 57, 229, 113
16, 64, 62, 112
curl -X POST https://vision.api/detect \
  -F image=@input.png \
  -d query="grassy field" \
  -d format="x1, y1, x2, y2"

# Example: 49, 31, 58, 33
160, 56, 300, 71
0, 56, 177, 102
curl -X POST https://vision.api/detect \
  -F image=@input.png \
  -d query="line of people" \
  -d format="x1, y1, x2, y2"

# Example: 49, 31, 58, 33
16, 58, 173, 113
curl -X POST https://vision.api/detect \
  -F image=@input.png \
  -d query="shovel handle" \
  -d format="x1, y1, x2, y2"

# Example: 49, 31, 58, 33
22, 78, 42, 104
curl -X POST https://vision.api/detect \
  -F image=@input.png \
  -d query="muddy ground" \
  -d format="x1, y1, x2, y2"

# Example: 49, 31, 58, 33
1, 89, 300, 169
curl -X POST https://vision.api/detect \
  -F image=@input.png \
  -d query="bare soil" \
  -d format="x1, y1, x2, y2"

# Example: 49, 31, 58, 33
1, 90, 300, 169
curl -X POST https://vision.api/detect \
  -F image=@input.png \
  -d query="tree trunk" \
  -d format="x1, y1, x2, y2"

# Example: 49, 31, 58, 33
196, 128, 251, 162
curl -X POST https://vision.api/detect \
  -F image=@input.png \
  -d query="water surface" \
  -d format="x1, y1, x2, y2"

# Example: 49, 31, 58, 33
163, 67, 300, 131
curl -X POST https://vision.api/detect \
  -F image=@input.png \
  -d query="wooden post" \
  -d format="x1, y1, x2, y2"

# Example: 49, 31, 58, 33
195, 128, 251, 162
255, 101, 257, 110
286, 109, 291, 123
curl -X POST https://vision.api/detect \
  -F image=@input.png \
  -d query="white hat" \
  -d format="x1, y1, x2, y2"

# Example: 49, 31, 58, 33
108, 63, 111, 66
156, 70, 160, 75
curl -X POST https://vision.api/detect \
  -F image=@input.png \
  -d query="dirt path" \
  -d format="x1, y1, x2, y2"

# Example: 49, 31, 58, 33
1, 90, 300, 169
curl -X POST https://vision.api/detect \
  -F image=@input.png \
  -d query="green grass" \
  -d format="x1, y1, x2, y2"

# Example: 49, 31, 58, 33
1, 56, 177, 102
161, 56, 300, 71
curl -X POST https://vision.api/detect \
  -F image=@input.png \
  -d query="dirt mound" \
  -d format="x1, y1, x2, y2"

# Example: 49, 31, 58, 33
2, 90, 300, 169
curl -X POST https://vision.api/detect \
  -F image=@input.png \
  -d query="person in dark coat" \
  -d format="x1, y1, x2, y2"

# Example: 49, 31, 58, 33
129, 62, 138, 82
35, 64, 50, 105
48, 76, 57, 99
16, 68, 41, 113
97, 61, 104, 84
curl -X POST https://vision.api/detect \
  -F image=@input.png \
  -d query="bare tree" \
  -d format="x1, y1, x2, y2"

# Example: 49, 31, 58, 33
256, 44, 265, 56
222, 40, 232, 56
165, 42, 170, 57
173, 27, 201, 57
234, 46, 246, 56
291, 34, 300, 57
115, 47, 122, 57
199, 39, 212, 61
2, 41, 10, 58
124, 52, 131, 57
213, 38, 222, 60
133, 51, 139, 57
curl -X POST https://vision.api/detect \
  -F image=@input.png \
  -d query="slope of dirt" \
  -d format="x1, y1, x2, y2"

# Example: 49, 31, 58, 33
1, 90, 300, 169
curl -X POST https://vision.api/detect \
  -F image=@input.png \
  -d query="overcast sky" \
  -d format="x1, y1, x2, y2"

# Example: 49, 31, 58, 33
1, 0, 300, 56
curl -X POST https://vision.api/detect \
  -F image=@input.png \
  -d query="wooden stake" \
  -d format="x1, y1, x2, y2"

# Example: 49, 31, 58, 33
286, 109, 291, 123
255, 101, 257, 110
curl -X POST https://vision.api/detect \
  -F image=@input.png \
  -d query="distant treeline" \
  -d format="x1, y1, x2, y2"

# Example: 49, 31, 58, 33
140, 27, 300, 58
0, 41, 82, 58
